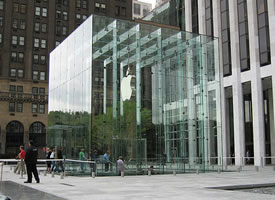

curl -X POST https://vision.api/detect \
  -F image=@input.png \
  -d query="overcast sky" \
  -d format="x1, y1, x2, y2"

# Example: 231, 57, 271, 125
139, 0, 156, 8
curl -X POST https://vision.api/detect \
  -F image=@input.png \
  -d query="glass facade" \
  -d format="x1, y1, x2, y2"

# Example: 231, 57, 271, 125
49, 15, 221, 175
143, 0, 185, 31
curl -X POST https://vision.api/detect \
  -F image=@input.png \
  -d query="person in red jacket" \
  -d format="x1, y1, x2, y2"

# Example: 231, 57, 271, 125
14, 145, 26, 174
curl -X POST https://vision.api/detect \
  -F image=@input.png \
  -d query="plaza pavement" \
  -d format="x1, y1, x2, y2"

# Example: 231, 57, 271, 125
1, 165, 275, 200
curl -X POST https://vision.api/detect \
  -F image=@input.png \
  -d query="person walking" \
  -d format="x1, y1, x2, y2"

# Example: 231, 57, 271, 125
117, 156, 126, 176
24, 141, 40, 183
79, 148, 87, 172
14, 145, 26, 174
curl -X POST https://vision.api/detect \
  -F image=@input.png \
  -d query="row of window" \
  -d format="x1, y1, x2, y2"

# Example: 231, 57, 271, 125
34, 38, 47, 49
13, 3, 26, 14
9, 68, 46, 81
11, 36, 25, 46
9, 85, 46, 95
76, 0, 88, 9
12, 19, 26, 30
11, 52, 46, 65
56, 25, 67, 36
9, 102, 45, 114
35, 7, 48, 17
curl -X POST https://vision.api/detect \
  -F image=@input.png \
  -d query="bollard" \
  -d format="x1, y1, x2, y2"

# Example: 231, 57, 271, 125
121, 171, 124, 177
173, 170, 176, 176
217, 168, 221, 174
92, 172, 95, 178
196, 169, 200, 175
51, 172, 55, 178
60, 172, 64, 179
255, 166, 259, 172
148, 170, 151, 176
44, 171, 47, 176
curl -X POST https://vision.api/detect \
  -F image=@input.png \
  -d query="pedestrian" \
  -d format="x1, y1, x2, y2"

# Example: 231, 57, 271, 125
57, 147, 64, 173
117, 156, 126, 176
103, 151, 111, 172
24, 140, 40, 183
79, 148, 87, 172
14, 145, 26, 175
46, 148, 52, 173
50, 148, 56, 172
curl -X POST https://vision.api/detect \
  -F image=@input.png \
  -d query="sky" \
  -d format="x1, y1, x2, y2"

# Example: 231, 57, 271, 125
138, 0, 156, 8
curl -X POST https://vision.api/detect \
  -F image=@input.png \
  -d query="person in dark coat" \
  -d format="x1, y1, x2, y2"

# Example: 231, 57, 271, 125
24, 140, 40, 183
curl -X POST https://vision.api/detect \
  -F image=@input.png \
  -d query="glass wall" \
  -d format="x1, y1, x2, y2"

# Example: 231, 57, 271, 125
49, 15, 221, 175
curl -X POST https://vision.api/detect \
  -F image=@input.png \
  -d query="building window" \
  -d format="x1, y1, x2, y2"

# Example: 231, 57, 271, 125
115, 6, 120, 16
0, 16, 3, 26
32, 87, 38, 94
95, 2, 100, 10
121, 7, 126, 16
12, 19, 18, 29
257, 0, 271, 66
9, 85, 16, 92
33, 71, 39, 80
32, 104, 38, 113
12, 36, 18, 45
76, 14, 81, 20
39, 88, 45, 95
13, 3, 19, 13
34, 38, 39, 48
55, 41, 60, 47
33, 54, 39, 64
76, 0, 81, 8
101, 3, 106, 9
20, 5, 26, 13
34, 23, 40, 32
40, 71, 46, 80
221, 0, 232, 76
11, 52, 17, 62
0, 0, 3, 10
192, 0, 199, 33
40, 55, 46, 64
18, 69, 24, 78
19, 36, 24, 46
41, 23, 47, 32
10, 69, 16, 77
205, 0, 213, 36
41, 39, 46, 48
62, 26, 67, 35
134, 3, 141, 15
17, 86, 23, 92
238, 0, 250, 72
39, 104, 45, 113
42, 8, 47, 17
83, 0, 87, 9
63, 11, 68, 20
35, 7, 40, 16
83, 15, 87, 20
9, 103, 15, 112
20, 20, 26, 30
18, 53, 24, 62
56, 10, 61, 19
17, 103, 23, 112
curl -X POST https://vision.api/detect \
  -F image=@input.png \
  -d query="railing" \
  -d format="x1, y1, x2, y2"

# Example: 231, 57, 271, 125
0, 92, 48, 103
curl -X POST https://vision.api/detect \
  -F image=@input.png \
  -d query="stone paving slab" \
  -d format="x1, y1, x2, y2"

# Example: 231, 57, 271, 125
1, 166, 275, 200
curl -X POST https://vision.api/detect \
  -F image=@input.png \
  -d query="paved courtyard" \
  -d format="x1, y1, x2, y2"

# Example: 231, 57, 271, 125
1, 166, 275, 200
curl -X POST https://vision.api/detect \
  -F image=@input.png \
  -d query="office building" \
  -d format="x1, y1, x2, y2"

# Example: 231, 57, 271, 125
0, 0, 132, 157
133, 0, 152, 19
145, 0, 275, 166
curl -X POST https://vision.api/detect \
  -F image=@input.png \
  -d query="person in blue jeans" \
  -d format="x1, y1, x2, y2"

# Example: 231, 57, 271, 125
103, 151, 111, 171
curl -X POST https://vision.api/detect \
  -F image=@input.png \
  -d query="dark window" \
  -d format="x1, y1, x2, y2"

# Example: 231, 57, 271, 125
192, 0, 199, 33
134, 3, 141, 15
256, 0, 271, 66
221, 0, 232, 76
39, 88, 45, 95
238, 0, 250, 71
32, 87, 38, 94
9, 85, 16, 92
17, 103, 23, 112
17, 86, 23, 92
32, 103, 38, 113
9, 102, 15, 112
